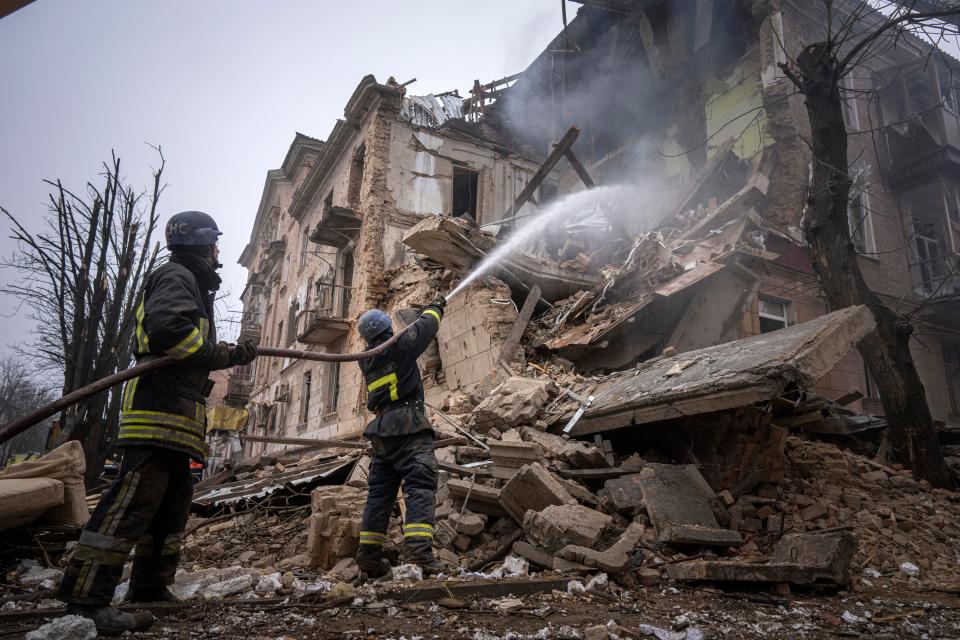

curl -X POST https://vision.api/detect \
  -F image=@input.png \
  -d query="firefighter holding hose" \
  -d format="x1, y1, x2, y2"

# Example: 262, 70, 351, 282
355, 296, 447, 578
57, 211, 257, 635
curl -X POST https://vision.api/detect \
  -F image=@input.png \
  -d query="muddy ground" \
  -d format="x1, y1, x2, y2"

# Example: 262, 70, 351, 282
3, 583, 958, 639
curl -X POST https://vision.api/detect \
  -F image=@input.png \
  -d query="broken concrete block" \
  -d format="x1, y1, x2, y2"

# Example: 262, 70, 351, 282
511, 540, 591, 572
558, 522, 645, 573
771, 531, 858, 584
668, 530, 858, 586
448, 511, 487, 536
602, 474, 645, 516
521, 428, 611, 468
499, 462, 576, 524
639, 464, 743, 547
0, 478, 64, 531
489, 440, 544, 480
469, 377, 554, 433
448, 479, 508, 518
522, 504, 613, 552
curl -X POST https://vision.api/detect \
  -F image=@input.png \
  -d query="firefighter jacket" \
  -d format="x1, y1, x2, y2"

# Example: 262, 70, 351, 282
117, 254, 222, 461
359, 304, 443, 438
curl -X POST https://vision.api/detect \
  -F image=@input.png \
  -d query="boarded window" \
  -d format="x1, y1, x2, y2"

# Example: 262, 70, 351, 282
452, 166, 479, 218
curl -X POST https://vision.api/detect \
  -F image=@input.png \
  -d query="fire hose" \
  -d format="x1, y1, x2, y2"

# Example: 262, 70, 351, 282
0, 321, 420, 445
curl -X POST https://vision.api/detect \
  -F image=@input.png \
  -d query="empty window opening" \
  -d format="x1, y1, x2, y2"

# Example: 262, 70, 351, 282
840, 74, 860, 131
340, 251, 354, 317
348, 144, 365, 207
287, 300, 299, 346
847, 188, 875, 254
276, 320, 284, 348
301, 370, 312, 424
452, 166, 479, 219
758, 297, 790, 333
326, 361, 341, 416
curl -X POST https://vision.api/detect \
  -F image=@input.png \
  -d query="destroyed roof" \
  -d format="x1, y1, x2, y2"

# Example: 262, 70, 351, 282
562, 305, 875, 436
400, 93, 465, 127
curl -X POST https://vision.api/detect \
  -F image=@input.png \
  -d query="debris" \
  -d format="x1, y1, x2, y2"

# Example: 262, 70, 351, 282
0, 478, 64, 531
523, 504, 613, 552
0, 441, 88, 528
25, 615, 97, 640
489, 441, 545, 480
900, 561, 921, 577
639, 464, 743, 547
499, 462, 576, 523
559, 522, 645, 573
470, 377, 555, 433
392, 563, 424, 582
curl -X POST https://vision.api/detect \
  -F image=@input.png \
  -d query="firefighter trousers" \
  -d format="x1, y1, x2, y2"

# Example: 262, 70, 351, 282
58, 446, 193, 606
359, 430, 437, 557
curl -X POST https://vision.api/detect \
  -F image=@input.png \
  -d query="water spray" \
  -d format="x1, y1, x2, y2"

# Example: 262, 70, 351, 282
447, 184, 630, 301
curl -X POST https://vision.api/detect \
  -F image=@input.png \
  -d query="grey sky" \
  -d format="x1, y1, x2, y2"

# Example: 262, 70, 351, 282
0, 0, 560, 355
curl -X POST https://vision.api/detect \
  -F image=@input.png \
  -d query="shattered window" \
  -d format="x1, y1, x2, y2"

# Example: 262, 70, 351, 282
758, 297, 789, 333
300, 370, 312, 425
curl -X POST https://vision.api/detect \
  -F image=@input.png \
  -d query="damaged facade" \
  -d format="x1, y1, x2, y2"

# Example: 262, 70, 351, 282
230, 0, 960, 460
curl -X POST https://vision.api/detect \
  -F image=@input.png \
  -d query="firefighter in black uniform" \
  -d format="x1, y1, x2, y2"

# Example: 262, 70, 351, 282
57, 211, 258, 635
355, 297, 446, 577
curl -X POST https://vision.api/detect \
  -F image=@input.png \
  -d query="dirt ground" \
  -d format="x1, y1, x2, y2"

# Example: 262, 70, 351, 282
3, 582, 959, 639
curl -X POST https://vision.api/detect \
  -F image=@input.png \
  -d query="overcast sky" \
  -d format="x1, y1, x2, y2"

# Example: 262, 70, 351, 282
0, 0, 560, 356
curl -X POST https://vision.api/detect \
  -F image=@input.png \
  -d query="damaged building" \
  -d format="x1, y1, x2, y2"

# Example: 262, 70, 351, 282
230, 0, 960, 457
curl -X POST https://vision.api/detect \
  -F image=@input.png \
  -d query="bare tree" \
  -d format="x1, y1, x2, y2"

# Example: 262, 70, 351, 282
2, 150, 164, 485
0, 355, 54, 466
777, 0, 960, 487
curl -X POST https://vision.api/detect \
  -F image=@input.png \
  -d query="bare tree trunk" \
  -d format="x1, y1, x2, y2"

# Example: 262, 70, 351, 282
792, 43, 954, 488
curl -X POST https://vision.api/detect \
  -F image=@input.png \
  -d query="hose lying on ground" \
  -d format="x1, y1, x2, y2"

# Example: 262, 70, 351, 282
0, 322, 417, 445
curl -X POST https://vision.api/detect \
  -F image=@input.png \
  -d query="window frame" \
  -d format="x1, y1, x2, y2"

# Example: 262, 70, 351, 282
758, 296, 790, 334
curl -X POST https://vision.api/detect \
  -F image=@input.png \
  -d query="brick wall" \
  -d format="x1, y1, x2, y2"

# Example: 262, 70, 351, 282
437, 280, 518, 392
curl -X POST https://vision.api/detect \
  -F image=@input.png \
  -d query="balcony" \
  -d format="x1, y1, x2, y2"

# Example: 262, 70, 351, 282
296, 308, 350, 345
225, 373, 253, 407
261, 239, 286, 274
238, 310, 262, 344
309, 205, 360, 249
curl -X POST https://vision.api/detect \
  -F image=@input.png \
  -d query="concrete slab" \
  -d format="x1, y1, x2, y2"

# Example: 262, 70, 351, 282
639, 464, 743, 547
499, 462, 576, 524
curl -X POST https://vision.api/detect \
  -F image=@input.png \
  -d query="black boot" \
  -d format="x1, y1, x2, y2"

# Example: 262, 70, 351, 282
402, 540, 446, 576
356, 546, 391, 579
65, 604, 154, 636
127, 586, 177, 603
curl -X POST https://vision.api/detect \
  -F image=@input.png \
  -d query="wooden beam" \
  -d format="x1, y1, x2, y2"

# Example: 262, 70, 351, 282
564, 149, 597, 188
504, 126, 581, 219
498, 284, 542, 365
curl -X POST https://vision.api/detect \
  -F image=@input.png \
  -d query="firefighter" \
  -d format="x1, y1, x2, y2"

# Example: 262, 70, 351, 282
355, 296, 447, 578
57, 211, 258, 635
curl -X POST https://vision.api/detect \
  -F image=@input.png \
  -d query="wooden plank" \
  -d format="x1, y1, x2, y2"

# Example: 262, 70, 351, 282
498, 284, 542, 365
241, 435, 367, 450
438, 461, 493, 478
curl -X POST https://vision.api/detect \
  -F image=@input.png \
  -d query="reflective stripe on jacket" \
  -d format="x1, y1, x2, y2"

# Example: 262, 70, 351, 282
117, 260, 218, 461
359, 304, 443, 438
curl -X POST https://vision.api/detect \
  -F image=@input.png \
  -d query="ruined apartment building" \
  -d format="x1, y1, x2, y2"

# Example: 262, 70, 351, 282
230, 77, 541, 446
231, 0, 960, 454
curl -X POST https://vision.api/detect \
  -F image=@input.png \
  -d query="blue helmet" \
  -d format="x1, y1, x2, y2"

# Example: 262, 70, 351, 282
358, 309, 392, 342
165, 211, 223, 248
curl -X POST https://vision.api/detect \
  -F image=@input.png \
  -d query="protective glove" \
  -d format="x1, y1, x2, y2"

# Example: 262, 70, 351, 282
229, 340, 258, 366
430, 294, 447, 310
208, 341, 232, 370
